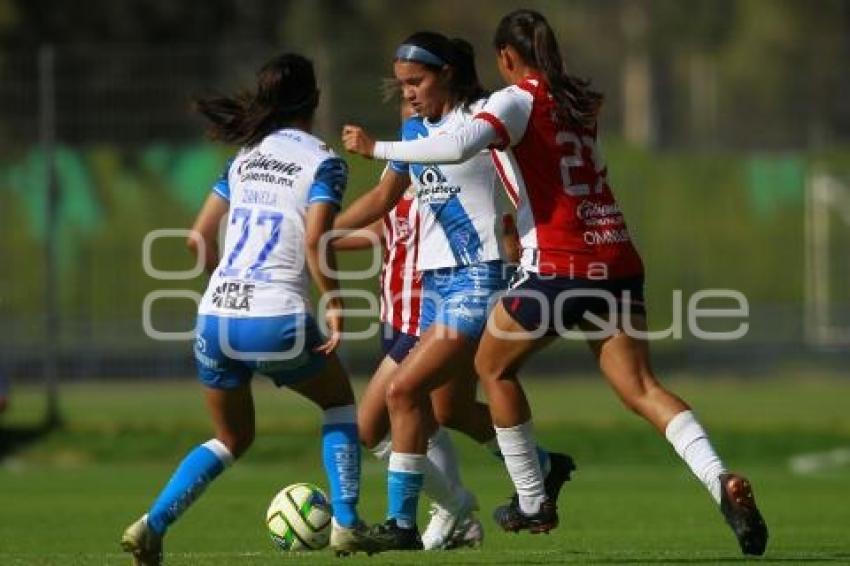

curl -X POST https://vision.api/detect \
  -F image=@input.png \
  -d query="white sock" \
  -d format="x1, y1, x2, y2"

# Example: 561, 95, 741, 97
495, 421, 545, 515
423, 428, 467, 513
323, 404, 356, 425
485, 436, 551, 476
370, 434, 392, 461
665, 410, 727, 504
202, 438, 234, 467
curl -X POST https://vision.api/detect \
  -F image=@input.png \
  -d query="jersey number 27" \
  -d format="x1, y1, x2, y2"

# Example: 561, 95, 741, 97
556, 131, 606, 197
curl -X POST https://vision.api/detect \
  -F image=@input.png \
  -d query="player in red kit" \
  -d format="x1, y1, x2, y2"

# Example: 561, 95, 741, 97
342, 10, 767, 557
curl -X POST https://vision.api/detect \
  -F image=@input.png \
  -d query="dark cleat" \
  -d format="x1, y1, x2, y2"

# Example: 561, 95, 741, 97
493, 495, 558, 534
367, 519, 424, 552
719, 473, 768, 556
543, 452, 576, 503
330, 520, 382, 557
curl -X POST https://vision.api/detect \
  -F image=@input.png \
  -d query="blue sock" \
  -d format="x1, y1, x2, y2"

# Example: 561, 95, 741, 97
488, 439, 551, 476
147, 439, 233, 535
387, 453, 425, 529
321, 406, 360, 528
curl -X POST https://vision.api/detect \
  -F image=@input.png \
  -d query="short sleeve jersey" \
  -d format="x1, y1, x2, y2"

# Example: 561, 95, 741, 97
390, 100, 504, 271
199, 128, 347, 317
477, 76, 644, 279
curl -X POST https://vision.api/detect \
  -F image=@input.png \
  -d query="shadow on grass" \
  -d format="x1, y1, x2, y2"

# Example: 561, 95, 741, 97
0, 414, 61, 461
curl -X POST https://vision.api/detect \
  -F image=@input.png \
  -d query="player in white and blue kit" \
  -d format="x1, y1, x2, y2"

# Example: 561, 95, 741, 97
335, 33, 572, 551
121, 54, 377, 565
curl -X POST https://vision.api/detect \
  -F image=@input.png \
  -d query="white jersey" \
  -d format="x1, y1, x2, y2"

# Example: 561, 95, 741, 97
198, 128, 347, 317
389, 100, 504, 271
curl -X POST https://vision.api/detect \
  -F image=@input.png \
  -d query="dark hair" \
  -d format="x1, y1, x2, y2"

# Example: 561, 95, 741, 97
194, 53, 319, 147
396, 31, 487, 110
494, 9, 603, 129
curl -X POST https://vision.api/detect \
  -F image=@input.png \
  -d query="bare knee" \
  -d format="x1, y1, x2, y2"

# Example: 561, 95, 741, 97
386, 378, 424, 413
475, 349, 507, 383
432, 400, 464, 430
358, 414, 388, 450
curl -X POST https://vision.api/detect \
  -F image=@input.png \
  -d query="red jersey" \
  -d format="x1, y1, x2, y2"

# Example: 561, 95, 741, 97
380, 192, 422, 336
476, 75, 644, 279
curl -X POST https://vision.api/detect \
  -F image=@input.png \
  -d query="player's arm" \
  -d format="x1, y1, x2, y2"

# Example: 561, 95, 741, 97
333, 168, 408, 231
188, 157, 233, 274
342, 86, 531, 164
342, 120, 497, 164
305, 156, 348, 354
187, 193, 229, 275
305, 202, 343, 354
331, 219, 384, 251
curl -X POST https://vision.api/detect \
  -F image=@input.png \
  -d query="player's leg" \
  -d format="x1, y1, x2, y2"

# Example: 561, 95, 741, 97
378, 325, 469, 545
122, 316, 250, 565
586, 313, 767, 555
284, 352, 361, 528
358, 355, 395, 452
281, 350, 383, 555
430, 353, 555, 475
360, 325, 416, 455
364, 329, 476, 550
474, 302, 561, 532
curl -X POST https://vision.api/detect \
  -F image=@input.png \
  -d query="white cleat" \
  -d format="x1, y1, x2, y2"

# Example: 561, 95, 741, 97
421, 492, 483, 550
120, 514, 163, 566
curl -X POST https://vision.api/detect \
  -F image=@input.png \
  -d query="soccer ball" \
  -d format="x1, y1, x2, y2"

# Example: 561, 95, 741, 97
266, 483, 333, 551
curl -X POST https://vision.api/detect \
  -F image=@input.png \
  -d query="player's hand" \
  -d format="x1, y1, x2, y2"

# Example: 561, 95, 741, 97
314, 302, 343, 355
342, 125, 375, 158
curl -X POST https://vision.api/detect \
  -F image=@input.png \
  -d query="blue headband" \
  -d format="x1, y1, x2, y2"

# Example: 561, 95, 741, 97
395, 44, 446, 67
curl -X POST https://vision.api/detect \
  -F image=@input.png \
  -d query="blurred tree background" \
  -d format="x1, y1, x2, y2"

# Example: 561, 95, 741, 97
0, 0, 849, 380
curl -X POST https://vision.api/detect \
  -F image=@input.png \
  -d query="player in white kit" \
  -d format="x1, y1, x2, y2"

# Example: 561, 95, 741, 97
335, 33, 573, 551
121, 54, 377, 565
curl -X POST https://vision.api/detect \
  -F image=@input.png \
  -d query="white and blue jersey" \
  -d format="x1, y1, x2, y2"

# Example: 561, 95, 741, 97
195, 128, 345, 389
390, 101, 508, 339
199, 128, 346, 318
390, 100, 504, 272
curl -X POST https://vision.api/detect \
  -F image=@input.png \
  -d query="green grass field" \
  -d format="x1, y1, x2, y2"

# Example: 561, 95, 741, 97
2, 372, 849, 565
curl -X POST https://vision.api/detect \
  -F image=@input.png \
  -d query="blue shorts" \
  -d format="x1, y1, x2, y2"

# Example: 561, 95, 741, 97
420, 260, 507, 340
194, 313, 327, 390
380, 324, 419, 363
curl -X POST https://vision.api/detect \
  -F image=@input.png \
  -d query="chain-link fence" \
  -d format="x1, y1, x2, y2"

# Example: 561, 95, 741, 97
1, 38, 848, 385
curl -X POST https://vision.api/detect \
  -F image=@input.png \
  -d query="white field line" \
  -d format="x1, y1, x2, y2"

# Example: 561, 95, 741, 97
788, 447, 850, 475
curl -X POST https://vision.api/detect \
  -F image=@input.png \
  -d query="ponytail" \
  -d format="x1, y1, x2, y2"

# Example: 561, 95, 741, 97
495, 9, 603, 130
194, 53, 319, 147
449, 37, 488, 110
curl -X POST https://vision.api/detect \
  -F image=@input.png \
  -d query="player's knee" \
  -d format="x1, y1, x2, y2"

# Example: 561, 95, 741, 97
434, 398, 477, 431
357, 421, 385, 450
432, 401, 461, 429
474, 349, 501, 381
385, 378, 420, 412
